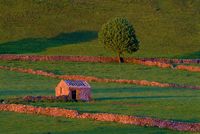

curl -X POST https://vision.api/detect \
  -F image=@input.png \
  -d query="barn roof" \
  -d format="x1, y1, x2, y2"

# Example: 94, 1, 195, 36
64, 80, 91, 88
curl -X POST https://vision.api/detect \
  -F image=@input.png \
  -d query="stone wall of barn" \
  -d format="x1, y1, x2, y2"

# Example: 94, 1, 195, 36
55, 80, 70, 96
79, 88, 91, 101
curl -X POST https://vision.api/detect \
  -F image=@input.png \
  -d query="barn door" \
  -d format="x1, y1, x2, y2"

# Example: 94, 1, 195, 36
72, 90, 76, 100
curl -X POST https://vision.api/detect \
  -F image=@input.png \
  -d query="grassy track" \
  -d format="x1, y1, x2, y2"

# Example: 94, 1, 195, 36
0, 60, 199, 86
0, 0, 199, 58
1, 70, 200, 124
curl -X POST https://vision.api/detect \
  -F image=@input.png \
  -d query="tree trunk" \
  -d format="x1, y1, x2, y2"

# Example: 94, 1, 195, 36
117, 53, 124, 63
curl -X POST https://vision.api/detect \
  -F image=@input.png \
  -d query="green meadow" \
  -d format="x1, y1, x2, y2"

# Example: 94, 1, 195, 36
0, 60, 199, 86
1, 70, 200, 124
0, 0, 199, 58
0, 112, 187, 134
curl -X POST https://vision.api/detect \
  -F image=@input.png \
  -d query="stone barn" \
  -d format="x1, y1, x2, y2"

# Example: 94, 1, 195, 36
55, 80, 91, 101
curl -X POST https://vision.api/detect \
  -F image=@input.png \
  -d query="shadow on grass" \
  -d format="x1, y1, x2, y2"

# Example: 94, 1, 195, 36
23, 124, 172, 134
96, 95, 198, 101
0, 89, 53, 98
0, 31, 97, 54
175, 51, 200, 59
28, 116, 176, 134
93, 86, 189, 94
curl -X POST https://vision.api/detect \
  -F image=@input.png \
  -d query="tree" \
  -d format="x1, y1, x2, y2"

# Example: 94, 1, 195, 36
98, 17, 139, 63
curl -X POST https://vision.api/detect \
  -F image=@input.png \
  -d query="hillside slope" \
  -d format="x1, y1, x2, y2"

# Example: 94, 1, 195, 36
0, 0, 199, 58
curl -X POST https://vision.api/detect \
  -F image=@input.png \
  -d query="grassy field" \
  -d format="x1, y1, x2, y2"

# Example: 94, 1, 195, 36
0, 60, 199, 86
0, 0, 200, 133
0, 0, 199, 58
0, 112, 187, 134
1, 70, 200, 124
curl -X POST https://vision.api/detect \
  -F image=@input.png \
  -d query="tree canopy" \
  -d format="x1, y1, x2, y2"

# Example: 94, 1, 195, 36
98, 17, 139, 63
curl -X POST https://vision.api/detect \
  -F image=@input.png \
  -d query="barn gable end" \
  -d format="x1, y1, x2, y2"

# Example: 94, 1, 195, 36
55, 80, 69, 96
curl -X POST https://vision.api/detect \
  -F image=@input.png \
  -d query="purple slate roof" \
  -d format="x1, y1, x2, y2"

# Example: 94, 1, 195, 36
64, 80, 90, 88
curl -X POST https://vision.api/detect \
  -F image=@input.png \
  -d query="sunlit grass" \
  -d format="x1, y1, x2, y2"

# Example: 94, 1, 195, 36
0, 60, 199, 86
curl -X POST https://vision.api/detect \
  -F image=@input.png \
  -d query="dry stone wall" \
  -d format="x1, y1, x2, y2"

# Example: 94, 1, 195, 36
176, 65, 200, 72
0, 54, 199, 72
0, 66, 200, 90
0, 104, 200, 132
138, 58, 200, 64
0, 54, 199, 64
